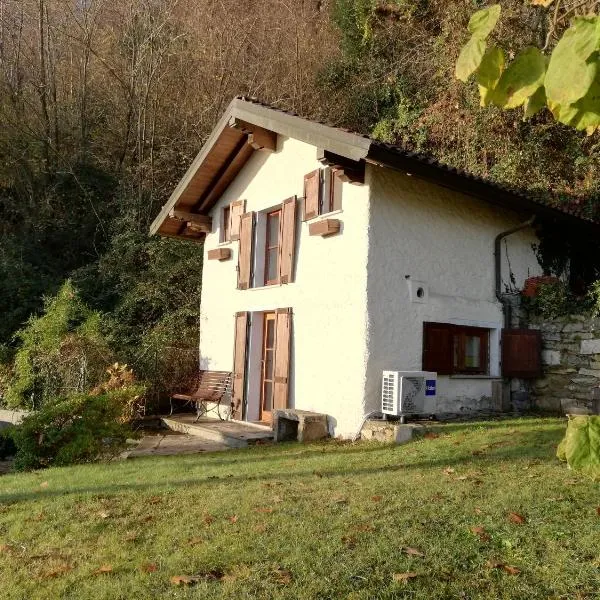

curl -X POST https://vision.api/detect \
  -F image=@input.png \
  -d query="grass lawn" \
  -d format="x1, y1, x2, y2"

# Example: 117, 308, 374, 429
0, 417, 599, 599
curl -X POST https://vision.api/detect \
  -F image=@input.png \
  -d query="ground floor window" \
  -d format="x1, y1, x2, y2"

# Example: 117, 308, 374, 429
423, 322, 490, 375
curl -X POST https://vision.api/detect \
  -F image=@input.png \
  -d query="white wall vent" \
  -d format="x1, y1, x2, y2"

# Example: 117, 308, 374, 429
381, 371, 437, 419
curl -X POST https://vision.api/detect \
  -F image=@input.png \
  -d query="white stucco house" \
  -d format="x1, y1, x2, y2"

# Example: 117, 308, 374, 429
150, 97, 598, 438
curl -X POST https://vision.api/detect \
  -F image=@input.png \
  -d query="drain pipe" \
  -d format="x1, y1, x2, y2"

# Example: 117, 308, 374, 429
495, 216, 535, 327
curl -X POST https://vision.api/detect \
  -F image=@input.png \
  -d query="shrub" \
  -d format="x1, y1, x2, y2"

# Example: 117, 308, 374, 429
5, 281, 114, 410
524, 279, 590, 319
10, 386, 144, 471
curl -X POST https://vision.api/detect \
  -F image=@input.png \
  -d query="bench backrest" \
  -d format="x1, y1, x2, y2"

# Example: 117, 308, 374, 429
193, 370, 232, 401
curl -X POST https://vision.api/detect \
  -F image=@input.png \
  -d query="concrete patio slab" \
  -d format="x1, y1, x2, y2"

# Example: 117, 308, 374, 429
123, 433, 230, 458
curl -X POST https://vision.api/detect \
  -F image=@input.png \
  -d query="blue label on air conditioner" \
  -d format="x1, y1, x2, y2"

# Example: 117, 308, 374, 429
425, 380, 436, 396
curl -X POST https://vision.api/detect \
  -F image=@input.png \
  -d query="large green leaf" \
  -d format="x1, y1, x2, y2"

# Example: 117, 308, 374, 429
493, 47, 546, 109
557, 416, 600, 476
549, 66, 600, 131
468, 5, 501, 39
477, 46, 505, 106
456, 36, 487, 82
523, 85, 547, 118
545, 17, 600, 106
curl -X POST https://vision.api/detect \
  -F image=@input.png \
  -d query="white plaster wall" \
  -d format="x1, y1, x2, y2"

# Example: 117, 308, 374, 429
364, 166, 542, 415
199, 136, 370, 438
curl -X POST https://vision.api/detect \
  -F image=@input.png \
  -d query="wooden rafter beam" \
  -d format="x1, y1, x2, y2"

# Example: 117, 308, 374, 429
317, 149, 365, 184
229, 118, 277, 151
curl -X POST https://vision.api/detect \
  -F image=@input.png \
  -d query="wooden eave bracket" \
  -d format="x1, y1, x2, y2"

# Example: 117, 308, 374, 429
228, 118, 277, 151
309, 218, 341, 237
207, 247, 232, 261
317, 148, 365, 185
169, 209, 212, 233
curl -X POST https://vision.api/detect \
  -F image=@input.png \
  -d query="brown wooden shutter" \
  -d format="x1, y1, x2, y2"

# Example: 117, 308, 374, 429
501, 329, 542, 378
229, 200, 246, 241
329, 167, 343, 212
232, 311, 248, 420
278, 196, 297, 284
273, 308, 292, 411
422, 322, 454, 375
237, 211, 254, 290
303, 169, 320, 220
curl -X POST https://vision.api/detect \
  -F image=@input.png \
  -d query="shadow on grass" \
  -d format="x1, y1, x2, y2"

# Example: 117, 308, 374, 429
0, 424, 567, 504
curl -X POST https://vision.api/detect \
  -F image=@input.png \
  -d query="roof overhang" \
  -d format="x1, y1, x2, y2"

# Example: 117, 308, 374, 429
151, 97, 600, 242
150, 97, 371, 240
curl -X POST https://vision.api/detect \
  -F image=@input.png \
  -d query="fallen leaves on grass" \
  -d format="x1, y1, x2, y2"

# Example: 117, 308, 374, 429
0, 544, 15, 553
596, 506, 600, 516
40, 563, 73, 579
186, 537, 203, 546
272, 495, 284, 504
123, 532, 138, 542
39, 481, 49, 489
170, 570, 224, 586
487, 561, 521, 575
341, 535, 357, 549
254, 507, 273, 514
392, 572, 419, 582
254, 523, 267, 533
98, 511, 110, 520
148, 496, 162, 505
470, 526, 491, 542
272, 567, 293, 585
508, 512, 526, 525
228, 515, 238, 524
402, 547, 425, 558
203, 514, 215, 525
93, 564, 113, 575
443, 467, 455, 475
332, 496, 348, 505
313, 470, 323, 478
423, 432, 439, 439
371, 495, 382, 502
141, 563, 157, 573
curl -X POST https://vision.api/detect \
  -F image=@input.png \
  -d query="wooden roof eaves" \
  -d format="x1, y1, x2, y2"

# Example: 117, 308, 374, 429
149, 102, 239, 236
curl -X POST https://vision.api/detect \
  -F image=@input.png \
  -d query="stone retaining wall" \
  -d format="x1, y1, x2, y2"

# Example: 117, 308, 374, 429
529, 315, 600, 414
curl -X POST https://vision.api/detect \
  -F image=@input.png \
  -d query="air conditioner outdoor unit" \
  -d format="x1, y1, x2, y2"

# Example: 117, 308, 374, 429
381, 371, 437, 420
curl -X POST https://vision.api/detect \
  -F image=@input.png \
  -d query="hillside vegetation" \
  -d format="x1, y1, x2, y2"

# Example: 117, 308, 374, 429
1, 0, 599, 399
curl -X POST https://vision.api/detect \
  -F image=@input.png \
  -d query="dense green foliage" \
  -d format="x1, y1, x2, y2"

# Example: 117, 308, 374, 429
5, 281, 112, 410
8, 388, 142, 471
557, 415, 600, 477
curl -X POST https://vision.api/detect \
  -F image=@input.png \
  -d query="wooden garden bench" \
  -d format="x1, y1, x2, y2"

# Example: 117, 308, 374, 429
170, 370, 233, 421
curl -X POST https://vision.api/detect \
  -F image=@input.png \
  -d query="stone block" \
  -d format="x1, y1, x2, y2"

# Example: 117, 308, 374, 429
272, 409, 329, 443
542, 350, 561, 366
578, 368, 600, 378
581, 339, 600, 355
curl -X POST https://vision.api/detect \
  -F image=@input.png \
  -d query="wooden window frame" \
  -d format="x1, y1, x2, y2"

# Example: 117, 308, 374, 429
221, 205, 231, 243
423, 322, 490, 376
453, 327, 489, 375
264, 208, 282, 286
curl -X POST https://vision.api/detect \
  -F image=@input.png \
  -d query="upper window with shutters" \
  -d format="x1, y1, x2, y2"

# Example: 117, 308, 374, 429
236, 197, 297, 290
221, 200, 245, 244
303, 167, 343, 221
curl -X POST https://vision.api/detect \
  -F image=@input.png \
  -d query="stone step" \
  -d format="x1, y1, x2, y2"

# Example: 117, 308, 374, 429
161, 415, 273, 449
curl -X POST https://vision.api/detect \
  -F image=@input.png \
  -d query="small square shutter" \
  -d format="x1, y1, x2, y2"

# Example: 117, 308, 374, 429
279, 196, 297, 284
329, 167, 343, 212
303, 169, 321, 220
232, 311, 248, 420
237, 211, 254, 290
501, 329, 542, 378
273, 308, 292, 410
422, 322, 453, 375
229, 200, 246, 241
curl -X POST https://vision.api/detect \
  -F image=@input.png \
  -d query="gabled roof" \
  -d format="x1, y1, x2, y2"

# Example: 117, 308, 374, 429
150, 97, 600, 241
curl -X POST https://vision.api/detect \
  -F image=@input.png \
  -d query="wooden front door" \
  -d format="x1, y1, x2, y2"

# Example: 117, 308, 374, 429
260, 312, 276, 423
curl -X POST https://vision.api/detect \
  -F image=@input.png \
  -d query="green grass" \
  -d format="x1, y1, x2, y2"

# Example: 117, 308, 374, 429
0, 417, 599, 599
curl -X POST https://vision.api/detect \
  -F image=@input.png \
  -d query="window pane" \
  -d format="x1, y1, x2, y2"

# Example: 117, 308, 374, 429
266, 247, 279, 282
266, 319, 275, 348
267, 212, 280, 246
464, 335, 481, 368
264, 349, 274, 381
